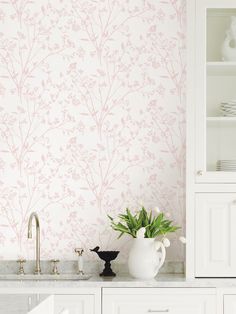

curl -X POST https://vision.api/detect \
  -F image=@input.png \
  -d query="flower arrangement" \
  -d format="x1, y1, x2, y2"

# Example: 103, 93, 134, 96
108, 206, 180, 240
108, 206, 185, 279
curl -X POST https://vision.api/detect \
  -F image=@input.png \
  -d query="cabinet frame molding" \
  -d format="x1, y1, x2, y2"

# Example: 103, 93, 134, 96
186, 0, 197, 279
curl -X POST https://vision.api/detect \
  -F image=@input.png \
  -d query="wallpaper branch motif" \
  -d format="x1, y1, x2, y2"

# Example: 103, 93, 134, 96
0, 0, 186, 261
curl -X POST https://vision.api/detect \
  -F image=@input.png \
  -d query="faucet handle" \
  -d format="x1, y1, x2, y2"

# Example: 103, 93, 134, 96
74, 248, 84, 256
75, 248, 84, 275
17, 259, 26, 275
50, 259, 60, 275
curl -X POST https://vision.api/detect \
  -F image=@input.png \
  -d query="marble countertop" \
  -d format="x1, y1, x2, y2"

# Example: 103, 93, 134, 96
0, 274, 236, 291
2, 275, 236, 313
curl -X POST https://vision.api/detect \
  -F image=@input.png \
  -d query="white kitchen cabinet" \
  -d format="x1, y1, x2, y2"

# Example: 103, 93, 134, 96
193, 0, 236, 184
103, 288, 216, 314
224, 295, 236, 313
195, 193, 236, 277
186, 0, 236, 279
54, 295, 94, 314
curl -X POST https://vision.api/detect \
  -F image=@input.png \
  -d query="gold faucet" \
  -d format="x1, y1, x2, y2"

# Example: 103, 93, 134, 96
27, 212, 41, 275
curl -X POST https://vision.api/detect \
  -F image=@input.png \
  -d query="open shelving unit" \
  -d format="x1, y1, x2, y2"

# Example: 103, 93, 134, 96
187, 0, 236, 281
207, 117, 236, 121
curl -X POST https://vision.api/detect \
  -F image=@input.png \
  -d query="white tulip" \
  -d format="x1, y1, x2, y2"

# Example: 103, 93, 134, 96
154, 206, 161, 214
136, 227, 146, 238
163, 237, 170, 247
179, 236, 187, 244
113, 218, 120, 225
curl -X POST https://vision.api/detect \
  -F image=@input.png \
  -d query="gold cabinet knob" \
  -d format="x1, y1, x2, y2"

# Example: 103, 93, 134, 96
197, 170, 203, 176
17, 259, 26, 275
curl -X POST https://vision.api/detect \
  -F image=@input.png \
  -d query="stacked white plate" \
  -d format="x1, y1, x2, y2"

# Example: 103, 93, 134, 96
220, 101, 236, 116
216, 160, 236, 171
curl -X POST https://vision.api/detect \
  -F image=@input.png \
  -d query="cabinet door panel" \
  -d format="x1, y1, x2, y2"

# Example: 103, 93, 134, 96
224, 295, 236, 314
195, 193, 236, 277
54, 295, 94, 314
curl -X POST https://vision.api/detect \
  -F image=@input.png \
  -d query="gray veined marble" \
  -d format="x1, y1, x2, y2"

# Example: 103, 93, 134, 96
0, 260, 184, 277
0, 274, 235, 290
0, 273, 92, 281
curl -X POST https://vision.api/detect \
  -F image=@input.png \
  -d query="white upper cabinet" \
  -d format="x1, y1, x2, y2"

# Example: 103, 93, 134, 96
195, 193, 236, 277
195, 0, 236, 183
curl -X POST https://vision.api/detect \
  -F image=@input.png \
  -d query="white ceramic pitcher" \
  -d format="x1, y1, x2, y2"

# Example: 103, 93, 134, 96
128, 238, 166, 280
222, 16, 236, 61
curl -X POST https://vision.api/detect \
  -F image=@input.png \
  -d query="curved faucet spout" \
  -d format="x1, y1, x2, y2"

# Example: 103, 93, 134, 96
27, 212, 41, 275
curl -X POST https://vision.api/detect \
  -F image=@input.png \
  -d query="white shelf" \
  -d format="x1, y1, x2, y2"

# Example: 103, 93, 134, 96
207, 62, 236, 76
207, 117, 236, 122
207, 8, 236, 17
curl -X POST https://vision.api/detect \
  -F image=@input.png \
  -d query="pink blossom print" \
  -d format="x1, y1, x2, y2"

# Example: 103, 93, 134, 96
0, 0, 186, 262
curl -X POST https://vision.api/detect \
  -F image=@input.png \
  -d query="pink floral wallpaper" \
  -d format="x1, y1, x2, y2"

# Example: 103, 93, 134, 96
0, 0, 186, 262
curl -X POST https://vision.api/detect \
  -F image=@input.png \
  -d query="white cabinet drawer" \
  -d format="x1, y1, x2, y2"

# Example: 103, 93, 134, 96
224, 295, 236, 314
103, 288, 216, 314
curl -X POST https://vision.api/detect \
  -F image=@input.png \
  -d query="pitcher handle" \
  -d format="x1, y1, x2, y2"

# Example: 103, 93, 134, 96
156, 241, 166, 270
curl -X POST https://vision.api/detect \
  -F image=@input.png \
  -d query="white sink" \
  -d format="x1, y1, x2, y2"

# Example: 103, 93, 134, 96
0, 274, 92, 281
